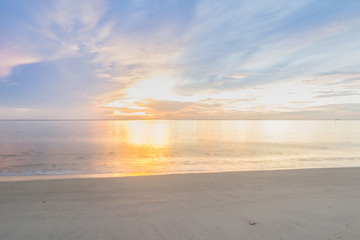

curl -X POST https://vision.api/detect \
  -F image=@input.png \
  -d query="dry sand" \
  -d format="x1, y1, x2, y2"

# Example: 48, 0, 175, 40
1, 168, 360, 240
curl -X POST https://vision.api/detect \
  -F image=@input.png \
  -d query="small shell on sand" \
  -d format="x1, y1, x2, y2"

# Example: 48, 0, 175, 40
249, 221, 256, 225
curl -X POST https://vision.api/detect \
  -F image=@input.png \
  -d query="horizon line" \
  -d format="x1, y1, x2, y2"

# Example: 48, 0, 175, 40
0, 118, 357, 121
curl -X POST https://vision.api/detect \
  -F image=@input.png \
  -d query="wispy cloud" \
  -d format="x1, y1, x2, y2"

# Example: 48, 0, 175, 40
1, 0, 360, 119
0, 46, 39, 78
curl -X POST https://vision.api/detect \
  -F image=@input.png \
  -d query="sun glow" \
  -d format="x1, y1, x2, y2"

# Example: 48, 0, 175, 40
114, 111, 146, 116
104, 73, 352, 119
106, 74, 185, 117
126, 75, 176, 101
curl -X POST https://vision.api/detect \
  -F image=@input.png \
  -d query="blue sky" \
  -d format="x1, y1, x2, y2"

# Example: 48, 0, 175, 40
0, 0, 359, 119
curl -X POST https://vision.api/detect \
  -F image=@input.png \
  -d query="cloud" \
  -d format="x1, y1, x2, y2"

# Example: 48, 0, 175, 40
315, 90, 359, 98
171, 0, 360, 96
146, 100, 194, 112
303, 73, 360, 87
0, 0, 112, 83
0, 47, 39, 78
0, 107, 39, 119
33, 0, 110, 57
2, 0, 360, 119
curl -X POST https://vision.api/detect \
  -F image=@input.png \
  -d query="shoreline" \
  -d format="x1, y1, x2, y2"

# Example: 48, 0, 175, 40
1, 167, 360, 239
1, 165, 359, 182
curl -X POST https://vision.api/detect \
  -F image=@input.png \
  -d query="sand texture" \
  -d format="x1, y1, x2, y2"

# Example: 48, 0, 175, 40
1, 168, 360, 240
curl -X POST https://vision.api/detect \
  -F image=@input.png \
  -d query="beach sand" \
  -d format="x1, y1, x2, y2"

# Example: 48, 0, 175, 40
1, 168, 360, 240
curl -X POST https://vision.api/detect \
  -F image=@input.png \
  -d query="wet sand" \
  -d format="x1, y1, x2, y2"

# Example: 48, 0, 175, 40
1, 168, 360, 240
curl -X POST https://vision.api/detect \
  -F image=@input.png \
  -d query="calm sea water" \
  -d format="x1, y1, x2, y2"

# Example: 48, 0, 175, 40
0, 120, 360, 177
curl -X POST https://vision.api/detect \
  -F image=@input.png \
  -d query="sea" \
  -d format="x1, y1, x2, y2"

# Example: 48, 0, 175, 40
0, 120, 360, 178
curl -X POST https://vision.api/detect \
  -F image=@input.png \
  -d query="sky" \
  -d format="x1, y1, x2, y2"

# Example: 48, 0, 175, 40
0, 0, 359, 120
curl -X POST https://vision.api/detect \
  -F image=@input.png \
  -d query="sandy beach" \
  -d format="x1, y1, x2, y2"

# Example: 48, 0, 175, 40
1, 168, 360, 240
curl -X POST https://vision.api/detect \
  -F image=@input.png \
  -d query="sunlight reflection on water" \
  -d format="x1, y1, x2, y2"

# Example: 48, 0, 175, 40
0, 120, 360, 176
